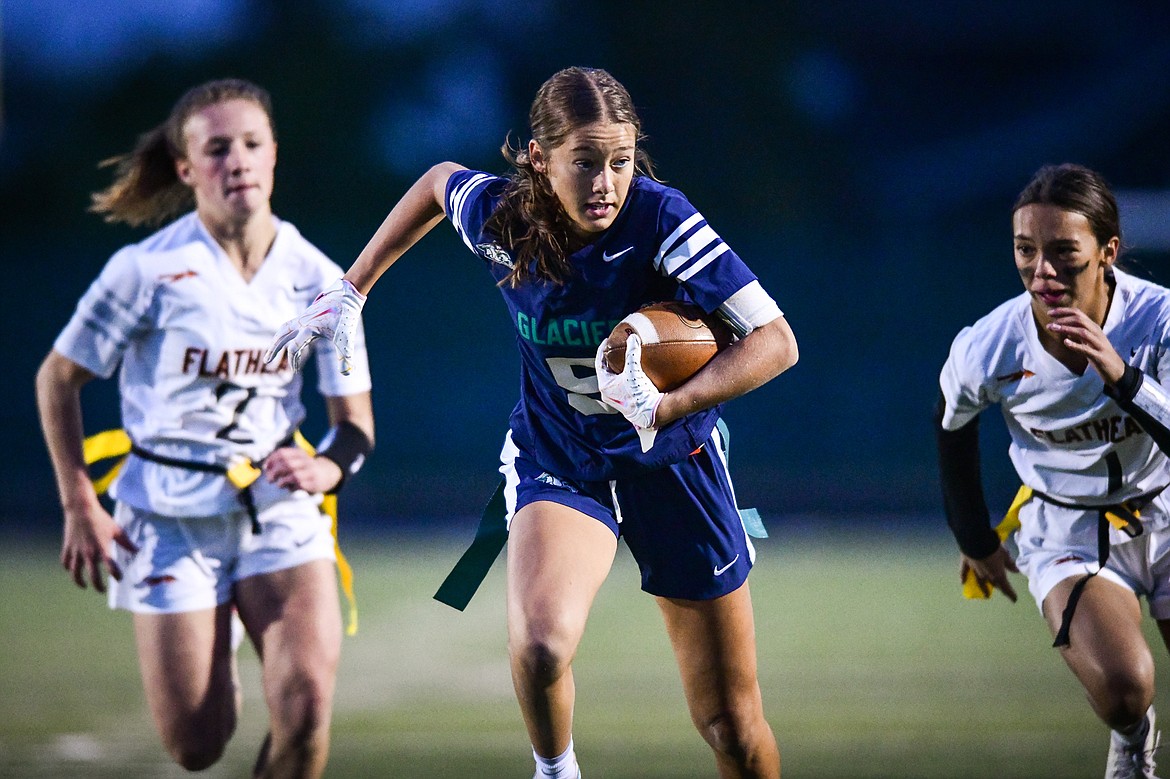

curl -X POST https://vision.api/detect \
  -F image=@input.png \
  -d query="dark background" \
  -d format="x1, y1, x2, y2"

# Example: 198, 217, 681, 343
6, 0, 1170, 535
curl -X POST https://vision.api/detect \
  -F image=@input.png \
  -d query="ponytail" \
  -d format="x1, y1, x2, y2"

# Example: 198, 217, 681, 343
485, 137, 576, 287
89, 124, 191, 227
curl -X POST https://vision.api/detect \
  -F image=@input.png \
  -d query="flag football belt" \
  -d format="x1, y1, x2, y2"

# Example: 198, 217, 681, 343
83, 429, 360, 636
964, 483, 1164, 649
432, 418, 767, 611
1033, 486, 1163, 648
129, 438, 295, 535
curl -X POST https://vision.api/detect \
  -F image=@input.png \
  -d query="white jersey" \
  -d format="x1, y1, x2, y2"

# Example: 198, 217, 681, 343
54, 212, 372, 516
939, 268, 1170, 505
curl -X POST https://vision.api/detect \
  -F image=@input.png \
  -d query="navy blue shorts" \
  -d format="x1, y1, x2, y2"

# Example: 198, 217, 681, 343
499, 425, 755, 600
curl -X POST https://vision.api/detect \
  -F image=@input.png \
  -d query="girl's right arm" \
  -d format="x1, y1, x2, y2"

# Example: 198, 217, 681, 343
935, 395, 1018, 601
345, 162, 466, 294
35, 350, 136, 591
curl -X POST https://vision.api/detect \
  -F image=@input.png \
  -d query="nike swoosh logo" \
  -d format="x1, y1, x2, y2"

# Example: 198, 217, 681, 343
713, 554, 739, 576
293, 283, 316, 293
602, 247, 633, 262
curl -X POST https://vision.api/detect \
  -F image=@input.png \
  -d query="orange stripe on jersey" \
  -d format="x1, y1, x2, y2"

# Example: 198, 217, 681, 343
157, 269, 199, 283
996, 369, 1035, 383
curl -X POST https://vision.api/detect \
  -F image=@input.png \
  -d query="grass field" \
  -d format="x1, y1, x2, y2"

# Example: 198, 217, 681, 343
1, 519, 1165, 778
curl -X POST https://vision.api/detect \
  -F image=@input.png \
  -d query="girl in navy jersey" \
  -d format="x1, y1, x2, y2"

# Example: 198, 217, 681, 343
35, 79, 375, 778
937, 163, 1170, 779
271, 66, 796, 778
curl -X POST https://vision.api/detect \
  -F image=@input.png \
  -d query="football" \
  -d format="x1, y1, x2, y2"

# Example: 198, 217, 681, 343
604, 301, 734, 391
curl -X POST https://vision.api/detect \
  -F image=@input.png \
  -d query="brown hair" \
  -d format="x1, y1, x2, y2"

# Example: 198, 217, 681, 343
89, 78, 275, 227
484, 67, 655, 287
1013, 163, 1121, 249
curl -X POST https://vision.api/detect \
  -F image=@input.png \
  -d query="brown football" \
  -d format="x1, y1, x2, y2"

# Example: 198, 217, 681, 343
604, 301, 734, 391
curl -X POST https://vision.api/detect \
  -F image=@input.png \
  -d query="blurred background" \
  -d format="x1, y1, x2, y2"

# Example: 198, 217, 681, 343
5, 0, 1170, 531
11, 3, 1170, 777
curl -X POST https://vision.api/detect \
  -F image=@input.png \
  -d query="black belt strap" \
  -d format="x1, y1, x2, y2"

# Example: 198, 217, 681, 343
1051, 509, 1110, 648
130, 443, 289, 534
1035, 486, 1162, 648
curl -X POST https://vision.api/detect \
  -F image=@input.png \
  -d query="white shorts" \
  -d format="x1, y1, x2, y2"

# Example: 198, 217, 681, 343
107, 493, 336, 614
1014, 493, 1170, 619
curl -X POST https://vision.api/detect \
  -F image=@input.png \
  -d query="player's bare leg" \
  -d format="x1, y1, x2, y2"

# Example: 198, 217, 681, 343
507, 501, 617, 764
1042, 575, 1154, 730
134, 604, 239, 770
658, 581, 780, 779
237, 558, 341, 779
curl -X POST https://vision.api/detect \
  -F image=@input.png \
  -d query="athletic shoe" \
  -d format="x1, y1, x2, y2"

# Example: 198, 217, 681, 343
1106, 705, 1162, 779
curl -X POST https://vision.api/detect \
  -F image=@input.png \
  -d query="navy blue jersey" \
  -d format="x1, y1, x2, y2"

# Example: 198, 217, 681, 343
446, 170, 765, 481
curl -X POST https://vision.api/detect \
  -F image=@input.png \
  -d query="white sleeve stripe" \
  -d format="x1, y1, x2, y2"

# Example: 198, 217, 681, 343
659, 223, 715, 275
449, 172, 491, 216
454, 228, 477, 253
448, 173, 493, 252
660, 225, 722, 276
653, 212, 705, 270
449, 173, 489, 251
677, 243, 730, 282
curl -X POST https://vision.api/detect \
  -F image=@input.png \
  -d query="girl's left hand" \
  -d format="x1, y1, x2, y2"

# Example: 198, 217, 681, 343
266, 278, 366, 375
595, 335, 663, 452
1046, 306, 1127, 385
264, 446, 343, 493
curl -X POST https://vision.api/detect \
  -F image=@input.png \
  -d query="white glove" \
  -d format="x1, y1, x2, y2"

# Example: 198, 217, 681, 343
595, 334, 663, 452
265, 279, 366, 375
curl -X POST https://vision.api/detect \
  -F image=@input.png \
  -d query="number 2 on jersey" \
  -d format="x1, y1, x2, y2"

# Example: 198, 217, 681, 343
214, 382, 258, 443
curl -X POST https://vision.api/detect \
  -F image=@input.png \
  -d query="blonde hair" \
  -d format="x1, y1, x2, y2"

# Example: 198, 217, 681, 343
89, 79, 275, 227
